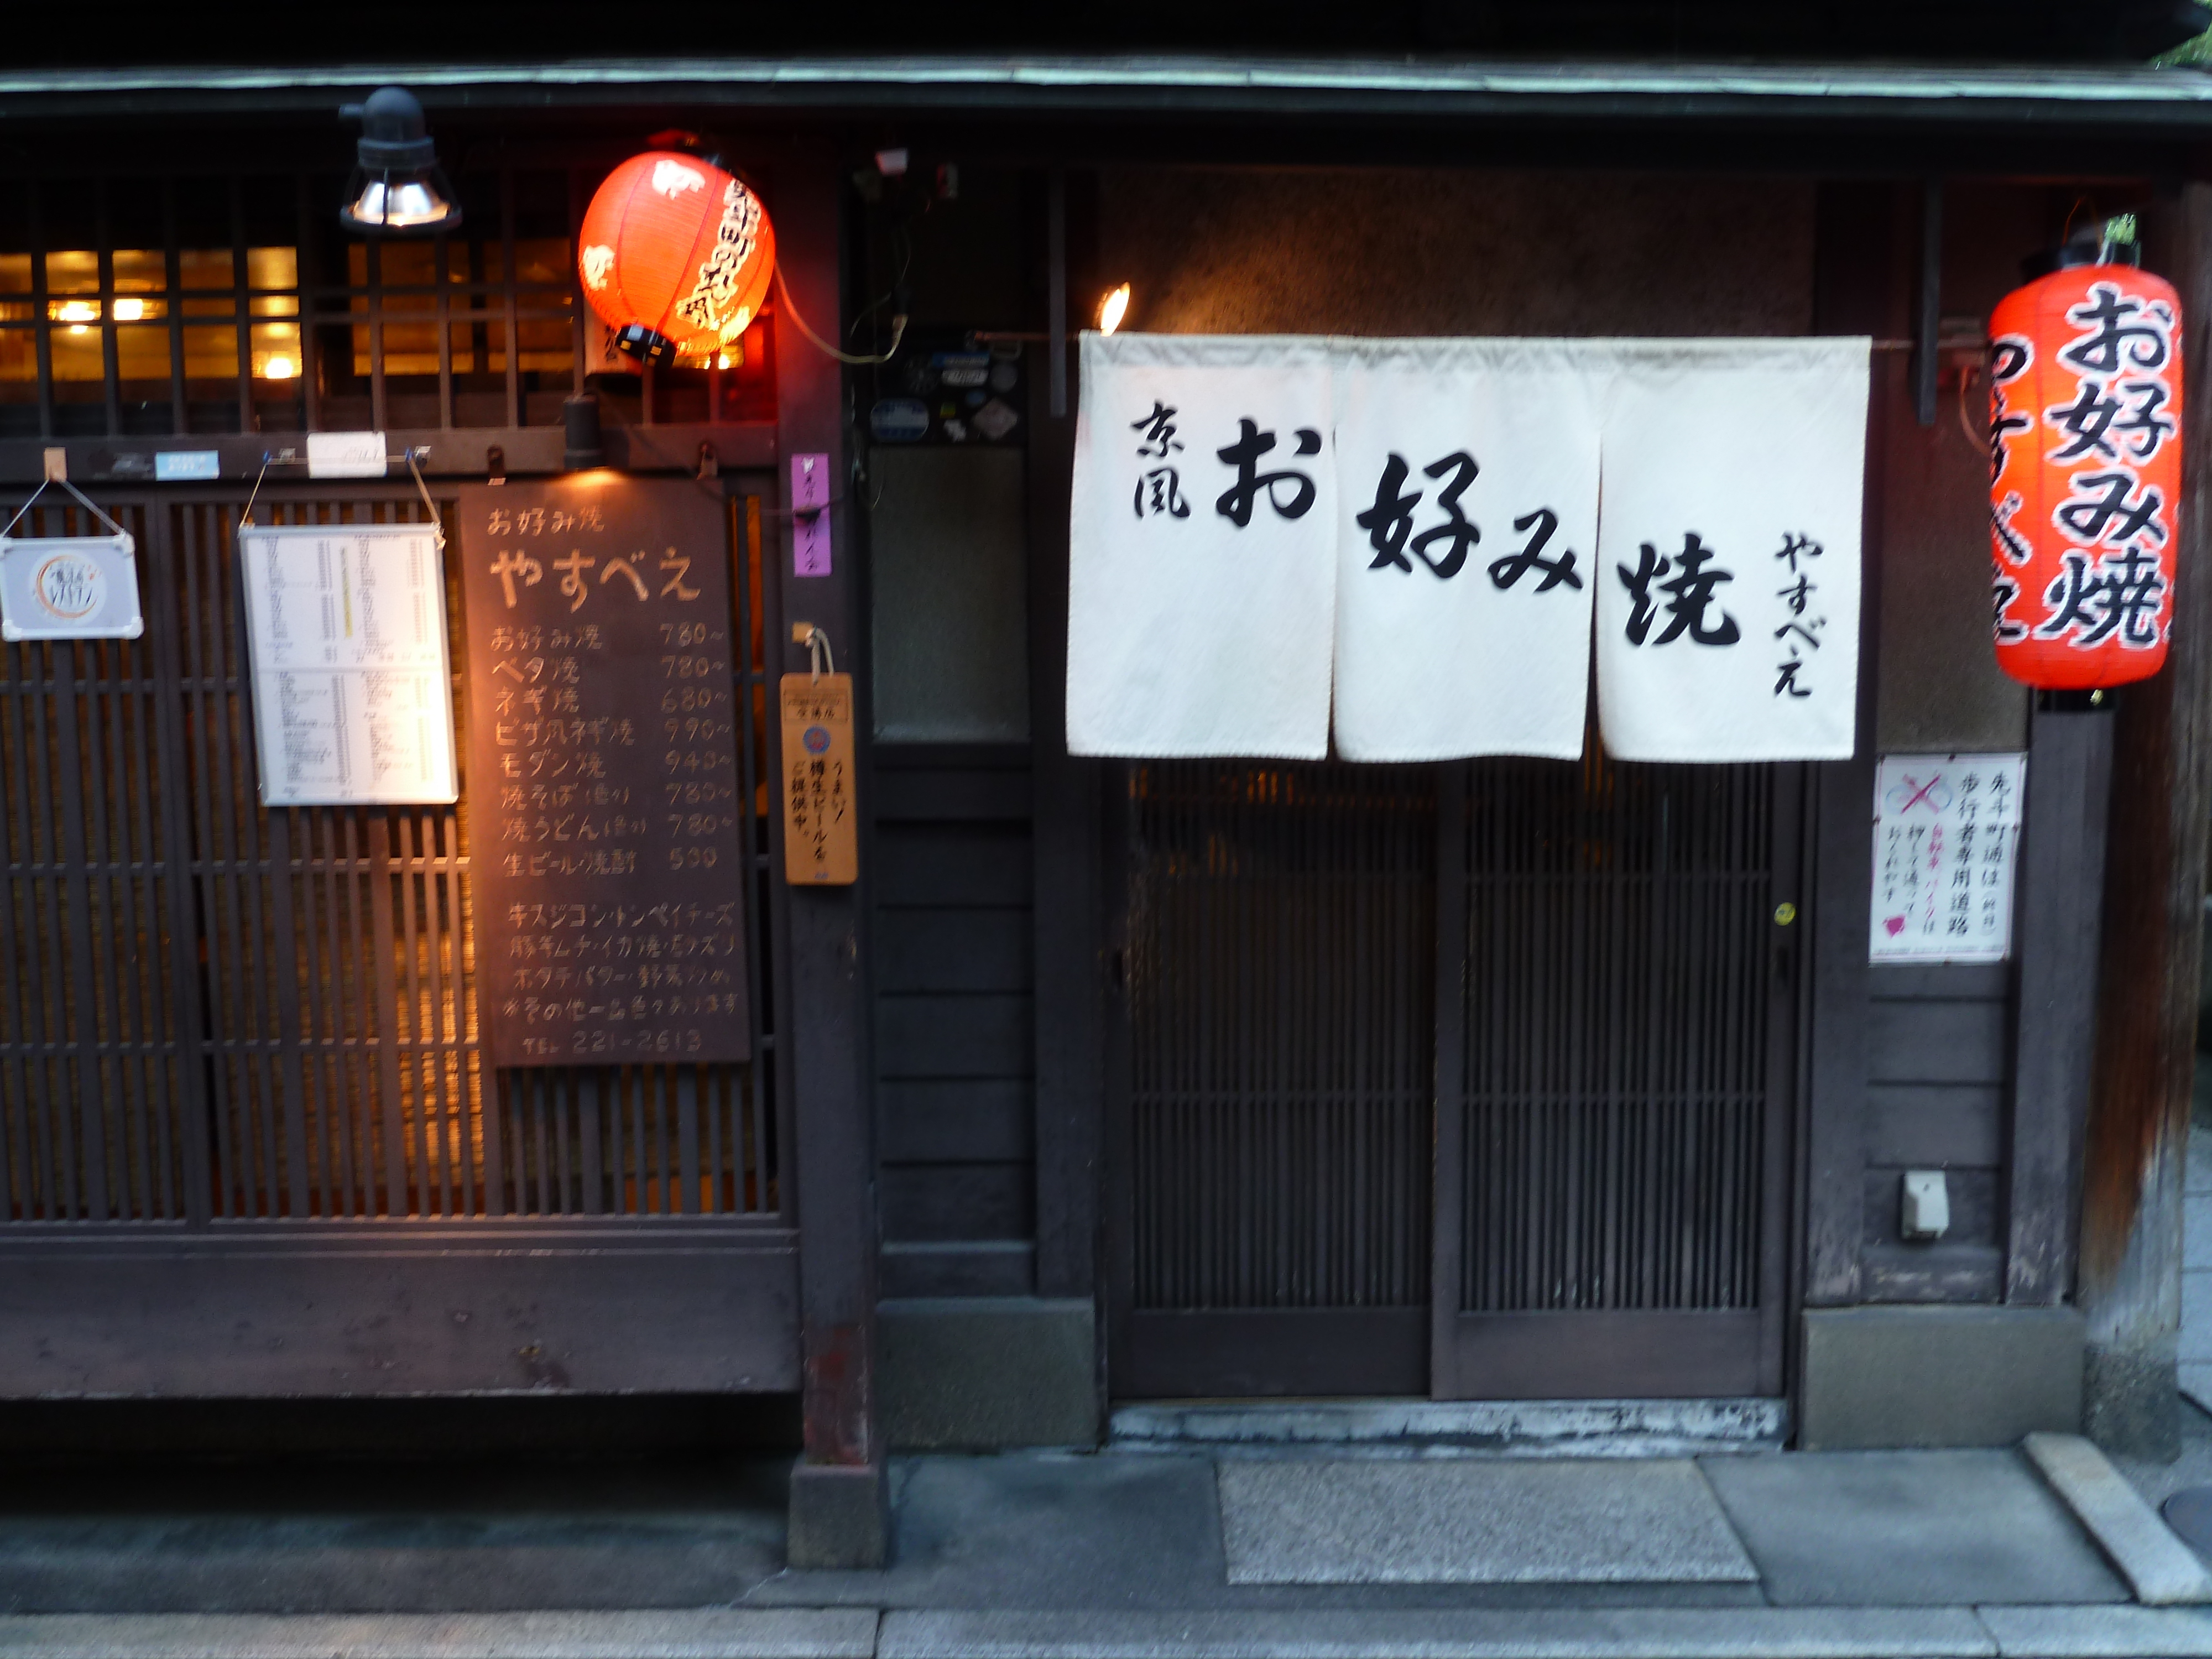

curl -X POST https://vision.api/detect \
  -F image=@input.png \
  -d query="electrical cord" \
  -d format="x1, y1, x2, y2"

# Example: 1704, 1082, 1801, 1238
774, 267, 906, 366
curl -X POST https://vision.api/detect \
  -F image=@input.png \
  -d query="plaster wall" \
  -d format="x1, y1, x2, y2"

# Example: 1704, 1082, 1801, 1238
1100, 168, 1816, 338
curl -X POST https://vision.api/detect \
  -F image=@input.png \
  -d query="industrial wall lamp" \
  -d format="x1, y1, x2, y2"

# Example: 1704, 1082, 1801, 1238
338, 87, 461, 236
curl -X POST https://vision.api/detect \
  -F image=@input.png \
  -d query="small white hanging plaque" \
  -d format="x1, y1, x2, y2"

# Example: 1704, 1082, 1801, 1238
0, 533, 143, 640
1870, 752, 2026, 964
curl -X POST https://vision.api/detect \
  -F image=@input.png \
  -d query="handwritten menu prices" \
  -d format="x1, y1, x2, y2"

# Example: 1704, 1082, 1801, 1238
459, 481, 750, 1068
239, 524, 457, 806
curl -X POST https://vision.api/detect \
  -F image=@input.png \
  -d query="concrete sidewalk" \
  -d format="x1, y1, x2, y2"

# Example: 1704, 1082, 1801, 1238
0, 1428, 2208, 1656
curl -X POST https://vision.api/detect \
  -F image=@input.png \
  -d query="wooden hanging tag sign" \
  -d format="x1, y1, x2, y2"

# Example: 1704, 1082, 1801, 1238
780, 671, 858, 885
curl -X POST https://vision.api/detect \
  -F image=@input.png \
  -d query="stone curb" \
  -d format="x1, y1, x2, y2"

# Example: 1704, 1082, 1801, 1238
4, 1605, 2212, 1659
0, 1609, 880, 1659
878, 1608, 1995, 1658
2023, 1432, 2212, 1605
1979, 1603, 2212, 1656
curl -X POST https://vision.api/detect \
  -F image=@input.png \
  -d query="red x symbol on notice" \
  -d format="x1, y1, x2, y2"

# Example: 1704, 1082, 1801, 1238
1898, 775, 1943, 814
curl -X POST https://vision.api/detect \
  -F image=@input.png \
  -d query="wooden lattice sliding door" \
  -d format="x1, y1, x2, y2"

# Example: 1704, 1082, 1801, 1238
1431, 754, 1801, 1399
0, 483, 797, 1396
1109, 761, 1438, 1397
1108, 753, 1802, 1401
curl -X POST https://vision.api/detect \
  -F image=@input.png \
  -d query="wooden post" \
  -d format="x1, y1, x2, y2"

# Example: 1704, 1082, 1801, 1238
1032, 170, 1104, 1328
2008, 704, 2114, 1307
774, 140, 885, 1563
2079, 181, 2212, 1459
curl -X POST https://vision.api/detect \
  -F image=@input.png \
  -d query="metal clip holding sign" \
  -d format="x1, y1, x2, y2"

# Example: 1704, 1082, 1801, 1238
238, 437, 445, 550
0, 474, 143, 641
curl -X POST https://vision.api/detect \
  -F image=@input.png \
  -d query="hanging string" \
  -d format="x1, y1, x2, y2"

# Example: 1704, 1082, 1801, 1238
2, 474, 131, 544
797, 622, 836, 682
238, 454, 274, 534
405, 448, 446, 548
773, 267, 907, 366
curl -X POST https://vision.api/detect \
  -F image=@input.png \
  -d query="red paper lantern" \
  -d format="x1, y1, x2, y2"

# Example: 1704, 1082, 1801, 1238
1989, 254, 2183, 689
577, 152, 775, 366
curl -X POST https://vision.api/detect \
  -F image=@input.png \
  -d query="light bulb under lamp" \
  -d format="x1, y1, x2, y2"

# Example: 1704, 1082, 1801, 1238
263, 356, 296, 380
1097, 282, 1131, 335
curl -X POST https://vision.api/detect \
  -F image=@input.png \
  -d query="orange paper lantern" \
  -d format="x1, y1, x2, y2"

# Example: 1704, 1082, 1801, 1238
577, 152, 775, 366
1989, 255, 2183, 689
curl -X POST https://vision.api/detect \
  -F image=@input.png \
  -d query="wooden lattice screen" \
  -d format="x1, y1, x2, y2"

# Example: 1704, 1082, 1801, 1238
0, 488, 780, 1225
1125, 761, 1437, 1313
1453, 754, 1777, 1315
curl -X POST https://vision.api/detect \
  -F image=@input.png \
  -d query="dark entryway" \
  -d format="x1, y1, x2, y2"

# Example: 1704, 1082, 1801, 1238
1106, 753, 1802, 1400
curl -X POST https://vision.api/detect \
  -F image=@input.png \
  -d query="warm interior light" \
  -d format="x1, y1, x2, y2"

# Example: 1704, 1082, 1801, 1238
262, 356, 296, 380
714, 352, 732, 371
53, 300, 98, 324
112, 298, 144, 322
1098, 282, 1131, 335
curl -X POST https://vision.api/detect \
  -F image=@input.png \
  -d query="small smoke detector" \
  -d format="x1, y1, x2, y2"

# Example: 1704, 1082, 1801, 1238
1901, 1170, 1951, 1241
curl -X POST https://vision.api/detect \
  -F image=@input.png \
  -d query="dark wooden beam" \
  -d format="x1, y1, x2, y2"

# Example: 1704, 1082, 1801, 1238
2007, 705, 2114, 1307
2079, 180, 2212, 1460
1031, 171, 1104, 1323
1801, 181, 1898, 1311
774, 139, 886, 1563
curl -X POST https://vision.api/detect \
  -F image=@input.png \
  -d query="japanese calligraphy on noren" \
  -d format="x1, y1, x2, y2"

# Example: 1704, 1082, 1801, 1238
461, 481, 750, 1068
1594, 339, 1867, 763
239, 524, 456, 806
1870, 753, 2025, 964
1068, 332, 1338, 758
1330, 338, 1603, 761
1071, 332, 1868, 764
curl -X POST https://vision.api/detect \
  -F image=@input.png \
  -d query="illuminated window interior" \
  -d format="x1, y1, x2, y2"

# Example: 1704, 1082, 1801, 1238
0, 165, 780, 439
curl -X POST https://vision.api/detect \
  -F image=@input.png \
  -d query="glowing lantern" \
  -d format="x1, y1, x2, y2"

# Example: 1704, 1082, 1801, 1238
1989, 236, 2183, 690
577, 152, 775, 367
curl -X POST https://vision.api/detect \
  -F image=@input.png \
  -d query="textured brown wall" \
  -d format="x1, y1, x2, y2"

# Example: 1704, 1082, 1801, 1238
1099, 168, 1816, 337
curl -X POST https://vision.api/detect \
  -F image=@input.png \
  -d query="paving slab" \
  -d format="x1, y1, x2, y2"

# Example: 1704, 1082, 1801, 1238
0, 1460, 789, 1614
1699, 1449, 2127, 1606
1215, 1460, 1755, 1586
1978, 1604, 2212, 1657
880, 1607, 1994, 1658
752, 1455, 1762, 1612
0, 1610, 878, 1659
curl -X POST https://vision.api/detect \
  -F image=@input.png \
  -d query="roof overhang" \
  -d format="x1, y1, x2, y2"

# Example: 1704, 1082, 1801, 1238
5, 56, 2212, 130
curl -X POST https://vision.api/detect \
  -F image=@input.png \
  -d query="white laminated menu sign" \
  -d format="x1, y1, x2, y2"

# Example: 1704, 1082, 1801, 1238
240, 523, 457, 805
1870, 752, 2026, 964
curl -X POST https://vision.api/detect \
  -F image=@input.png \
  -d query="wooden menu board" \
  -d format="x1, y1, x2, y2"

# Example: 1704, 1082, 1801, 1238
460, 479, 750, 1068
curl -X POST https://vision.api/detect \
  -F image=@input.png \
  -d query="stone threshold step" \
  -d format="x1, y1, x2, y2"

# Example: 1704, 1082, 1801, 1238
1109, 1399, 1787, 1459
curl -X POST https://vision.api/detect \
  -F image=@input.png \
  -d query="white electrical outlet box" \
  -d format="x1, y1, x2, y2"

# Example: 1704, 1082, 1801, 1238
1901, 1170, 1951, 1240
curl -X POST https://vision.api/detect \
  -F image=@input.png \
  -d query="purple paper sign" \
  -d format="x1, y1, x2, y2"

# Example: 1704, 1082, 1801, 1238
792, 452, 832, 577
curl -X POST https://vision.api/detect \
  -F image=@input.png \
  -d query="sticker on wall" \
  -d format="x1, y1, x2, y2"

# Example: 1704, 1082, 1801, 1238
1870, 752, 2027, 964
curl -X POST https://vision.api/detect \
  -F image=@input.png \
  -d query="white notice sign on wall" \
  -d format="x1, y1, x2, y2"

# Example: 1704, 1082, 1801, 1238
241, 523, 457, 805
1870, 752, 2026, 964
